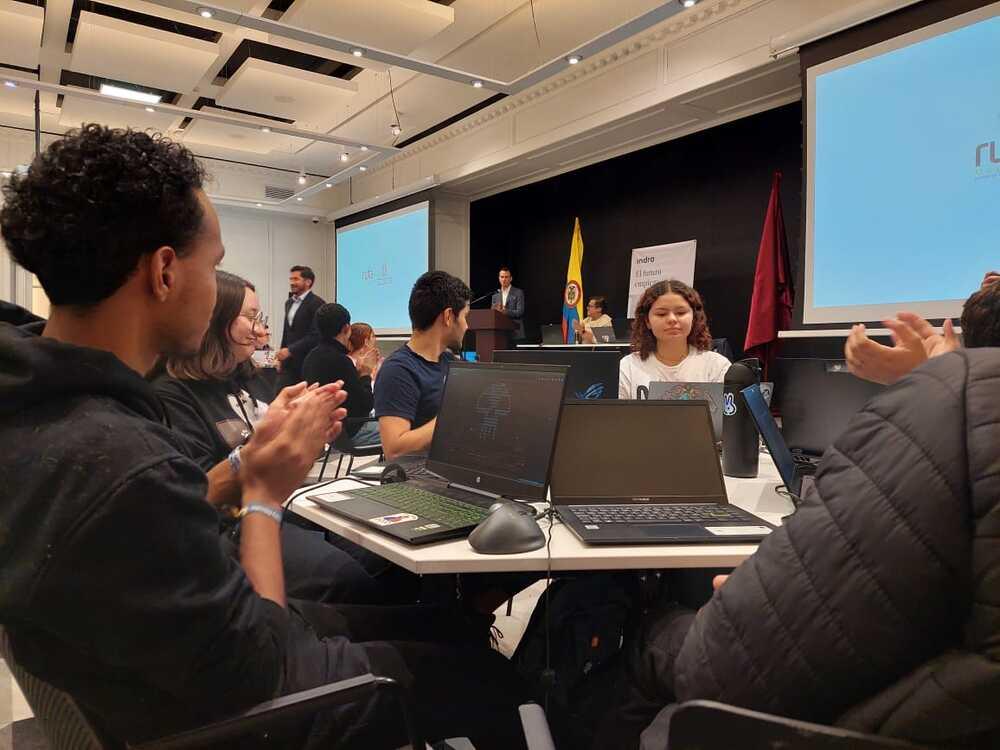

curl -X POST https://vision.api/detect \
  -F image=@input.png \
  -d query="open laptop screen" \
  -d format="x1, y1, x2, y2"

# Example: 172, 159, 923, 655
742, 383, 798, 494
493, 349, 619, 400
427, 361, 568, 501
549, 400, 727, 503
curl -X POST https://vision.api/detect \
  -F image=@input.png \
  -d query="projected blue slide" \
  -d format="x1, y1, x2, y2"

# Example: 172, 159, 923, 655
810, 12, 1000, 314
336, 203, 429, 332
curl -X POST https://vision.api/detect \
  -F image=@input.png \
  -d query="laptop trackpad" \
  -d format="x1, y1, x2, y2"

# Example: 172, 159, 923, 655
638, 524, 705, 538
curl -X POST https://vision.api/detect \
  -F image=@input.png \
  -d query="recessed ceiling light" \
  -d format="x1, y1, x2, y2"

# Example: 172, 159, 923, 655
296, 197, 303, 202
297, 170, 306, 185
359, 165, 367, 172
361, 145, 369, 152
197, 7, 213, 18
340, 152, 349, 162
99, 84, 161, 104
566, 55, 581, 65
680, 0, 697, 6
351, 48, 364, 58
3, 81, 17, 89
145, 106, 155, 113
255, 202, 262, 207
323, 182, 331, 188
260, 126, 271, 133
472, 80, 483, 88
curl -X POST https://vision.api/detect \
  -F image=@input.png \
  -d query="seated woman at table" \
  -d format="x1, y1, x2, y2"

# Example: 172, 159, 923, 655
347, 320, 383, 382
574, 295, 613, 343
618, 280, 730, 399
151, 270, 387, 604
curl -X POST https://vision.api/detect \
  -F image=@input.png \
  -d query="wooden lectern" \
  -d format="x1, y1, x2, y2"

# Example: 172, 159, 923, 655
467, 309, 515, 362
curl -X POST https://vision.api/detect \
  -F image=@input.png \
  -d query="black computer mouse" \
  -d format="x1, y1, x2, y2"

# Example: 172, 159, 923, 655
487, 500, 538, 518
380, 463, 408, 485
469, 504, 546, 555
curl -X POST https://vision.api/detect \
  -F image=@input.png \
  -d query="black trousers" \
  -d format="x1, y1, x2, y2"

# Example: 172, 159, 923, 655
287, 599, 532, 750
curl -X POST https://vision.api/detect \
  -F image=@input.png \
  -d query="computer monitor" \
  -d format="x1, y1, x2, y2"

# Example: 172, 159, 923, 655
427, 361, 569, 501
549, 400, 726, 504
493, 349, 619, 400
772, 358, 884, 455
742, 383, 801, 495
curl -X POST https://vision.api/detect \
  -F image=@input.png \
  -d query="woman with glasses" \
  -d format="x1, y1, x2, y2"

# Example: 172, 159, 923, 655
151, 270, 385, 604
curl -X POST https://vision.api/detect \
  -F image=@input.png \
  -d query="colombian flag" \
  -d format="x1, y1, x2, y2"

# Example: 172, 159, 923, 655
561, 217, 585, 343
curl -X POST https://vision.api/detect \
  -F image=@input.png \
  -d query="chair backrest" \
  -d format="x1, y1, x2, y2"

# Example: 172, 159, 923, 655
662, 700, 927, 749
0, 627, 112, 750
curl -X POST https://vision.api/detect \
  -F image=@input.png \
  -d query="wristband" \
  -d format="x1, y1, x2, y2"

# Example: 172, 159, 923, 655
239, 503, 284, 524
228, 445, 243, 475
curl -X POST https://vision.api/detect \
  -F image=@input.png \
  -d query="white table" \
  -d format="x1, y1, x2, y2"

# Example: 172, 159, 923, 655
516, 343, 630, 349
291, 455, 793, 575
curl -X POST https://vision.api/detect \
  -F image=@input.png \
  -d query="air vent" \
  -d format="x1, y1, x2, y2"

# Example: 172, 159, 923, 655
265, 185, 295, 200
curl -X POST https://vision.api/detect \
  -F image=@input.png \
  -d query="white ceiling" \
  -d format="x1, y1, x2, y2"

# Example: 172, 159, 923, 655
0, 0, 678, 172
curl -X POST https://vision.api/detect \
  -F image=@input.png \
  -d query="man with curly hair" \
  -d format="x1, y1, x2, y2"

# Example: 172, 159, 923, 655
0, 124, 530, 749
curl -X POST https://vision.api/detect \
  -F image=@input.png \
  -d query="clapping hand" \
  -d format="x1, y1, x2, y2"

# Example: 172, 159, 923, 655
845, 313, 959, 385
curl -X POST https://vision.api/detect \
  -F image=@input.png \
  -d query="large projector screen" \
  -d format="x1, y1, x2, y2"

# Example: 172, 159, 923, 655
804, 5, 1000, 325
335, 202, 430, 334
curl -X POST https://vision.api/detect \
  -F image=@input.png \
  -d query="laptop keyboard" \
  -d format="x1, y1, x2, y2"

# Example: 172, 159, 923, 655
345, 483, 488, 527
570, 503, 746, 525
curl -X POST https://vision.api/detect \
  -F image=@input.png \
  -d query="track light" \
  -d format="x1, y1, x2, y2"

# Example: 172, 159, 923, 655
197, 7, 213, 18
340, 152, 349, 162
390, 124, 401, 136
679, 0, 697, 7
297, 169, 306, 185
566, 55, 581, 65
359, 165, 368, 172
351, 48, 364, 58
472, 80, 483, 88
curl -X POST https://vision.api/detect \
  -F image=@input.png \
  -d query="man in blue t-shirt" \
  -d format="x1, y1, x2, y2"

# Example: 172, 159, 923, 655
374, 270, 471, 460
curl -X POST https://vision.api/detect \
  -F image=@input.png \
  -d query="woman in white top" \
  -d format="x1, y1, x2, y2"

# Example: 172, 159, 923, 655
619, 279, 730, 398
574, 295, 613, 343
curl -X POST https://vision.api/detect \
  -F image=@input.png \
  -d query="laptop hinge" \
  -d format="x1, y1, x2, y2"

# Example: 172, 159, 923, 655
447, 482, 502, 501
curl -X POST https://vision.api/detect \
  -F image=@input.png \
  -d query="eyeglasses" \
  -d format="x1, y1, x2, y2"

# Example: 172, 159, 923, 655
241, 311, 268, 330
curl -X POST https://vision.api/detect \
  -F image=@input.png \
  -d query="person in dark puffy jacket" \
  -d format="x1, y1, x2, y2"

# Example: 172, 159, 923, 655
600, 349, 1000, 749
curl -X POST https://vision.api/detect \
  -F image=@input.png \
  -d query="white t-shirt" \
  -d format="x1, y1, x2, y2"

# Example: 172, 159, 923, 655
618, 346, 731, 399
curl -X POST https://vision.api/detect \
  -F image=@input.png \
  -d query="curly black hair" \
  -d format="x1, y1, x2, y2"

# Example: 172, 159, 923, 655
0, 124, 206, 306
961, 283, 1000, 348
408, 270, 472, 331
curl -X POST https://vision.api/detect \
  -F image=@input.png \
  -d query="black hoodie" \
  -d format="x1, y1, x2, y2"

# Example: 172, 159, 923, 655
0, 323, 368, 744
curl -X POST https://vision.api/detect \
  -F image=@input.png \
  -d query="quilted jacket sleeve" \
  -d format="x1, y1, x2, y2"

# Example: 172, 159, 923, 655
668, 352, 975, 724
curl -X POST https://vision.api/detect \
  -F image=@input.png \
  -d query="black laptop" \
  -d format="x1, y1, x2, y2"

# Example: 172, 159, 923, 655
540, 324, 566, 344
742, 383, 816, 499
494, 349, 619, 400
550, 400, 775, 544
307, 361, 568, 544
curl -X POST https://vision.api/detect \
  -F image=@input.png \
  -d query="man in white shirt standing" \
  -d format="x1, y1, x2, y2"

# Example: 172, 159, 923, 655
491, 266, 525, 340
276, 265, 325, 390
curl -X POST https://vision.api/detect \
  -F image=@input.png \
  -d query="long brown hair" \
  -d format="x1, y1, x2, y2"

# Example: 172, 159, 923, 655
166, 270, 257, 381
630, 279, 712, 360
348, 322, 373, 353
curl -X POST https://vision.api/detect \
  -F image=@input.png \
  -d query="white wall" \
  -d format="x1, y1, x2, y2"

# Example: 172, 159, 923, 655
215, 205, 332, 345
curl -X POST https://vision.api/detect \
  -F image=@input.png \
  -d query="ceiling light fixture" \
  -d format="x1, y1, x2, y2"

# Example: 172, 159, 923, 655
99, 83, 161, 104
361, 145, 369, 152
390, 124, 401, 136
566, 55, 581, 65
255, 202, 263, 207
145, 106, 155, 113
296, 197, 303, 202
325, 182, 333, 188
472, 80, 483, 88
679, 0, 697, 7
351, 48, 364, 58
3, 81, 17, 89
297, 169, 306, 185
359, 165, 367, 172
260, 126, 271, 133
340, 152, 349, 162
197, 7, 213, 18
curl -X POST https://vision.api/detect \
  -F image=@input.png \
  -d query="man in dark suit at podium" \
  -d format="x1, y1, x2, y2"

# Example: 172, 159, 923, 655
491, 266, 525, 340
276, 265, 325, 389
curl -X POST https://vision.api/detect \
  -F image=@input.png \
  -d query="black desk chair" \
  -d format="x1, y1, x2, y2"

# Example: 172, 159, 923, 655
647, 700, 928, 749
319, 416, 384, 480
0, 626, 424, 750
